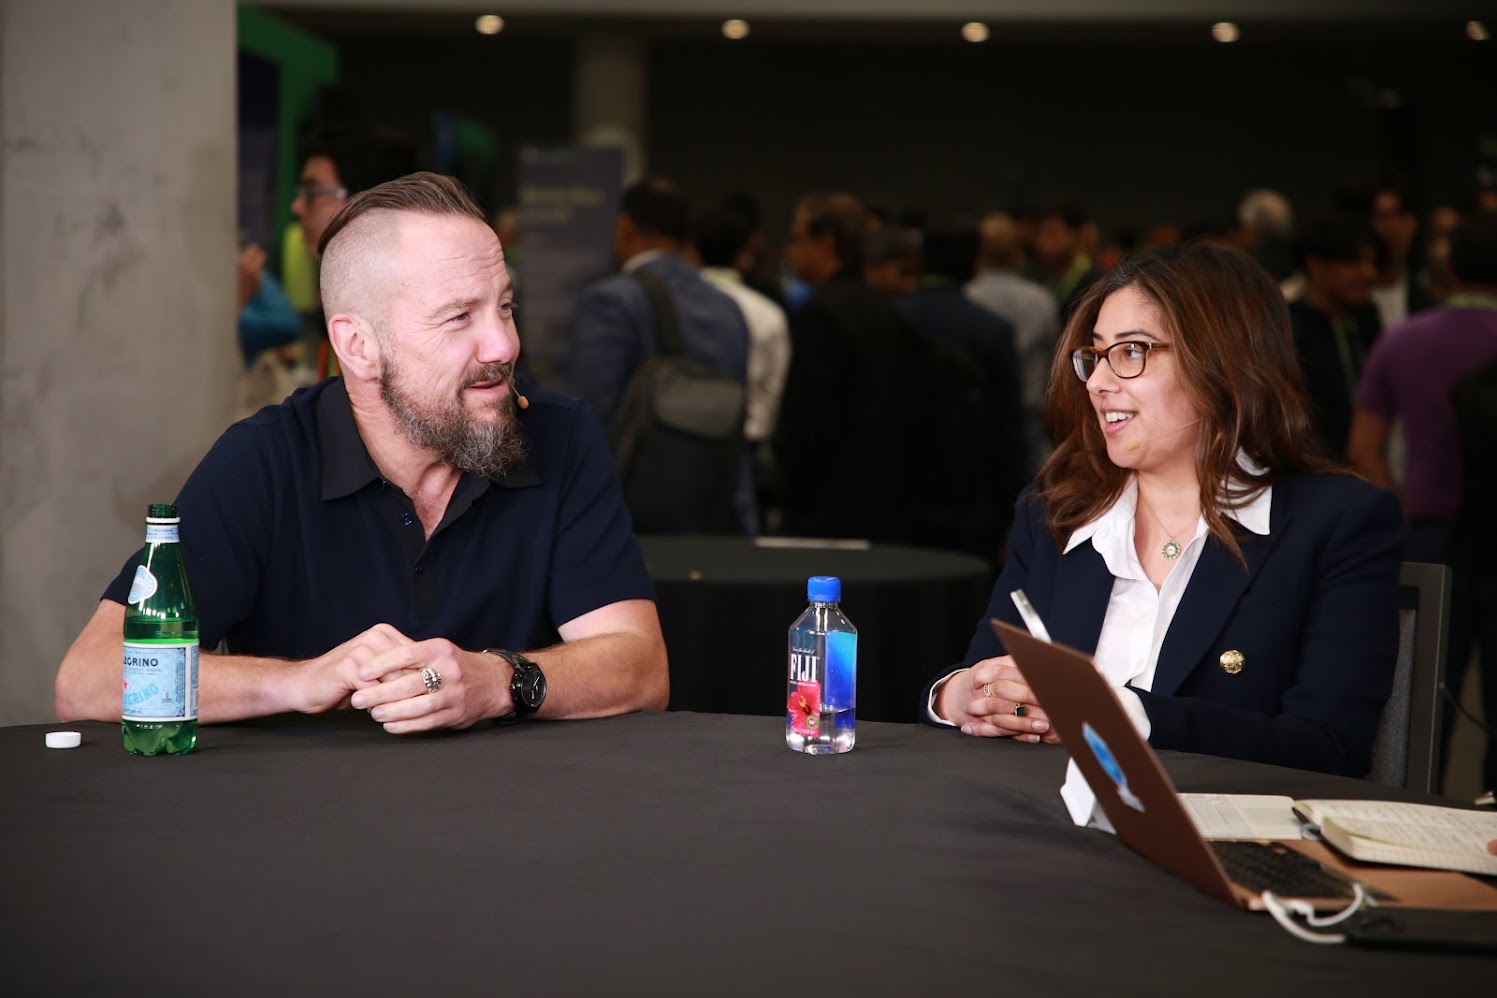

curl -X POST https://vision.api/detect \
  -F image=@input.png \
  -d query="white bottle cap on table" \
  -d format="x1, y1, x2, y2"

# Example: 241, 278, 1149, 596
45, 731, 81, 749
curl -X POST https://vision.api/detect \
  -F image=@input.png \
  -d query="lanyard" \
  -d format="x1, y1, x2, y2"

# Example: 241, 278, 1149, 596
1330, 317, 1363, 404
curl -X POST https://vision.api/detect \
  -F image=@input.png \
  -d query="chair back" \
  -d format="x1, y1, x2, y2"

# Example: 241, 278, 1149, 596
1368, 561, 1451, 794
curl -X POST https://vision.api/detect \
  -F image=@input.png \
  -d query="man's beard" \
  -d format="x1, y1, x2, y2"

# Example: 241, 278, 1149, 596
380, 356, 526, 479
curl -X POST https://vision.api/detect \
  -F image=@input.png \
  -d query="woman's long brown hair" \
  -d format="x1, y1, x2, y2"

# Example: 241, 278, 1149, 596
1035, 242, 1340, 562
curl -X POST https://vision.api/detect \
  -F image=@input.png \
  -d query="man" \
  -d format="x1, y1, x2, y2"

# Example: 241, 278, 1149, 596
56, 173, 668, 731
863, 227, 922, 298
1031, 202, 1102, 317
773, 192, 918, 541
1234, 188, 1296, 283
568, 178, 749, 430
1288, 216, 1382, 460
899, 214, 1028, 564
291, 126, 422, 377
967, 212, 1062, 463
291, 126, 422, 263
568, 178, 751, 533
694, 202, 791, 531
1339, 171, 1439, 329
1350, 213, 1497, 790
720, 191, 786, 309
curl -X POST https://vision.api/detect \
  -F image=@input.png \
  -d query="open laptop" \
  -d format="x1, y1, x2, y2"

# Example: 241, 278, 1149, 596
992, 617, 1497, 912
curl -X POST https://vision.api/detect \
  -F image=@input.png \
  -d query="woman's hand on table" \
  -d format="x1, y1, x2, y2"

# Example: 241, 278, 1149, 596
936, 656, 1060, 743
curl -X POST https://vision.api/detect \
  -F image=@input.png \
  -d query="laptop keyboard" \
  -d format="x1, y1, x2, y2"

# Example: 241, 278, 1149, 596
1209, 840, 1392, 900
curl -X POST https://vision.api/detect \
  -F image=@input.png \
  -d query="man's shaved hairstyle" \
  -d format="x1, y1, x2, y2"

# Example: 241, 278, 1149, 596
317, 170, 485, 257
318, 171, 488, 329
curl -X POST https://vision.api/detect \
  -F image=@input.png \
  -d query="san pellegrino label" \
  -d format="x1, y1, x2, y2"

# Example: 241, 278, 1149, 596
122, 641, 199, 722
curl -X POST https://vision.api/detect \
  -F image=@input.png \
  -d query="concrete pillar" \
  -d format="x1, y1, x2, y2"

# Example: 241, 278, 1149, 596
574, 31, 646, 183
1, 0, 237, 726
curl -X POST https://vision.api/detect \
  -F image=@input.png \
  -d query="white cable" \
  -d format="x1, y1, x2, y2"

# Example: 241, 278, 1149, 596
1260, 885, 1370, 945
1262, 892, 1345, 944
1307, 884, 1371, 927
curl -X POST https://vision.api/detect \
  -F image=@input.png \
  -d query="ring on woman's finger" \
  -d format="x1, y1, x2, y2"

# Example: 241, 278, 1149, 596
982, 683, 994, 699
1014, 703, 1027, 717
420, 667, 442, 695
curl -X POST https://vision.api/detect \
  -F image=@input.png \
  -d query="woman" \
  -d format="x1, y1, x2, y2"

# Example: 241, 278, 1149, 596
924, 242, 1402, 777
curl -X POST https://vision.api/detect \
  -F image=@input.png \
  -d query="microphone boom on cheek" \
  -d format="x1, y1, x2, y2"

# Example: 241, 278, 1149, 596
1122, 419, 1200, 452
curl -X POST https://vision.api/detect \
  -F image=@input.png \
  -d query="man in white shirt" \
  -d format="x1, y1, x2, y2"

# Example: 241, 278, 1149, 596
693, 203, 791, 461
967, 213, 1062, 465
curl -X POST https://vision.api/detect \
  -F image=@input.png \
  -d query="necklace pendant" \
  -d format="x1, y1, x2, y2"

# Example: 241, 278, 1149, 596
1161, 539, 1182, 561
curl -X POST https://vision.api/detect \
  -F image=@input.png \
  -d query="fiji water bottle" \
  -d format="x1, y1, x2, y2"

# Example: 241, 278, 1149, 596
122, 503, 199, 755
786, 576, 857, 754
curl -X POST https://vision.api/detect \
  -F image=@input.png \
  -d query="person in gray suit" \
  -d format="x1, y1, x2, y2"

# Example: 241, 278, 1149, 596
568, 178, 749, 429
568, 178, 752, 532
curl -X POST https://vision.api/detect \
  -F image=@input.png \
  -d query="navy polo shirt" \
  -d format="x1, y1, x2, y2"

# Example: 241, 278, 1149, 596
104, 378, 654, 659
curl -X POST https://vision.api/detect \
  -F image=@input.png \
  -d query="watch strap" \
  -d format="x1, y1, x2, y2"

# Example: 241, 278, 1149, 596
485, 648, 544, 719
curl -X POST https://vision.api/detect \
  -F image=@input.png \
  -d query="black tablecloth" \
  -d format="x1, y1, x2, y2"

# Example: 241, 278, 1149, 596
0, 712, 1487, 994
639, 536, 993, 721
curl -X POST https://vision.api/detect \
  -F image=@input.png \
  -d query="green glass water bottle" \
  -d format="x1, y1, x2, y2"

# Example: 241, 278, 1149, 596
122, 503, 199, 755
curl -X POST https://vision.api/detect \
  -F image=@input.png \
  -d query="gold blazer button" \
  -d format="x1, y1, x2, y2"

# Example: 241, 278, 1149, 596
1219, 650, 1245, 675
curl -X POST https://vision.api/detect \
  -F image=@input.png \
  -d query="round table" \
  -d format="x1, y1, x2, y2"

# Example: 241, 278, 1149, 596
639, 535, 994, 722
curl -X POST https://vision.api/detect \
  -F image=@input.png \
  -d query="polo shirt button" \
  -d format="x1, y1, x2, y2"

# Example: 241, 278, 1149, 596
401, 513, 414, 526
414, 562, 425, 575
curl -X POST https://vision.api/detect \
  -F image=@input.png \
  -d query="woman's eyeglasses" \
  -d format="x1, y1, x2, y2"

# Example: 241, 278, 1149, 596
1071, 341, 1172, 381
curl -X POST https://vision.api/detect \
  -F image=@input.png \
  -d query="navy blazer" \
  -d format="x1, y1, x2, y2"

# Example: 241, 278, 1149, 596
567, 253, 750, 429
926, 472, 1403, 777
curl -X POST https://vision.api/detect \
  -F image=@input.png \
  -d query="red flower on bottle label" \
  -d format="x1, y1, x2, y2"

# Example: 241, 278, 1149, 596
788, 680, 822, 737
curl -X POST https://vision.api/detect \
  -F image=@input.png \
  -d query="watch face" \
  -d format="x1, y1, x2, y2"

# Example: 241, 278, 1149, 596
517, 665, 546, 709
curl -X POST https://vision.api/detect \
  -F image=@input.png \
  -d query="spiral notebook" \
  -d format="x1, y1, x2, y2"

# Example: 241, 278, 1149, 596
1294, 800, 1497, 877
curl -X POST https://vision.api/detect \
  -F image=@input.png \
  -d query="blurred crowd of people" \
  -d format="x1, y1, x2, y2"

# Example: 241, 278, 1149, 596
541, 168, 1497, 788
234, 120, 1497, 783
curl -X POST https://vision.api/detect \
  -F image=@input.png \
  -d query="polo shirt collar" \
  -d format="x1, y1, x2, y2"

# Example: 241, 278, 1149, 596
1063, 453, 1272, 555
622, 249, 669, 273
315, 379, 541, 501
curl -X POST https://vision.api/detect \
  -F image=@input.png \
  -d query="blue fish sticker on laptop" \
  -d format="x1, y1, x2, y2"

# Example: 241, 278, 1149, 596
1083, 722, 1145, 813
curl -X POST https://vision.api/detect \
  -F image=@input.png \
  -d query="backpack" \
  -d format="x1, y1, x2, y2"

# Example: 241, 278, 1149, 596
608, 268, 747, 534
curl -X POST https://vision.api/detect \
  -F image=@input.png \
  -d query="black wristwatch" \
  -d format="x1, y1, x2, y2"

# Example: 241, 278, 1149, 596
487, 648, 547, 719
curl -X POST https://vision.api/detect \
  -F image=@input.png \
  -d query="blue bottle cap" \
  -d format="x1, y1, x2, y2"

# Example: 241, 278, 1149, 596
807, 576, 841, 602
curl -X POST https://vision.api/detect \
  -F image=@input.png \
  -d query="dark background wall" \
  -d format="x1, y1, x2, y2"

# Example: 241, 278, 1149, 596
312, 31, 575, 209
281, 16, 1497, 239
650, 35, 1495, 236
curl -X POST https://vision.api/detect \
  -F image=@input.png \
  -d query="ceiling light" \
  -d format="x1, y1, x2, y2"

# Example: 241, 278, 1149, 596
1211, 22, 1240, 44
475, 14, 505, 36
1469, 21, 1490, 42
722, 19, 750, 41
961, 22, 990, 43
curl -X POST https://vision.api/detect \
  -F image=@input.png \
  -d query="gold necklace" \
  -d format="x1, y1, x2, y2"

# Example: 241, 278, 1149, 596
1138, 493, 1192, 561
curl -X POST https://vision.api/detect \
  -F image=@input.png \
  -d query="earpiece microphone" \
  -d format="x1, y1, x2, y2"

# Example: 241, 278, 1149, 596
516, 394, 529, 410
1123, 419, 1200, 452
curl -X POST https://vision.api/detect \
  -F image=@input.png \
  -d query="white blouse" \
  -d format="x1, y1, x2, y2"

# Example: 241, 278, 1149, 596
1063, 475, 1272, 704
930, 476, 1272, 712
928, 472, 1273, 823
